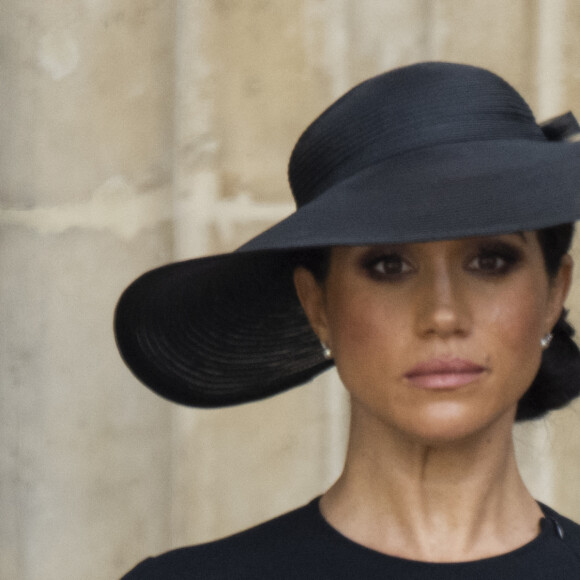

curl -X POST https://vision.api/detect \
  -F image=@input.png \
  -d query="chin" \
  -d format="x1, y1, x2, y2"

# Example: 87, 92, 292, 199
392, 402, 517, 446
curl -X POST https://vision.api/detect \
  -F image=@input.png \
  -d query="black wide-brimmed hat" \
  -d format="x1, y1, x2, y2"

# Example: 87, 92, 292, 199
115, 61, 580, 407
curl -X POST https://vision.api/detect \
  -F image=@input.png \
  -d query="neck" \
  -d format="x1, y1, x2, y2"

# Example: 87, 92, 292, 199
320, 402, 543, 563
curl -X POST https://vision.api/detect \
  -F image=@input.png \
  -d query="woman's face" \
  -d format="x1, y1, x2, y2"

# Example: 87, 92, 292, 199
294, 233, 572, 444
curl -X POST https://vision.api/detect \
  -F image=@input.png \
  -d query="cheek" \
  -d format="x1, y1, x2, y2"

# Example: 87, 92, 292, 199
326, 291, 405, 376
327, 282, 549, 391
482, 285, 546, 388
487, 285, 545, 345
328, 290, 381, 345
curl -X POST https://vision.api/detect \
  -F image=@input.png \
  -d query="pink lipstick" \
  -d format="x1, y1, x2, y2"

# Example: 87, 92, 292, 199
405, 358, 486, 390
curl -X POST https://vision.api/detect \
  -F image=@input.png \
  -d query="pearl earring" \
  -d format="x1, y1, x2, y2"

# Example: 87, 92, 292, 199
321, 342, 333, 360
540, 333, 553, 350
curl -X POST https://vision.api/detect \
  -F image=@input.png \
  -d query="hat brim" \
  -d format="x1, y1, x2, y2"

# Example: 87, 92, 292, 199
240, 139, 580, 252
115, 251, 334, 407
115, 138, 580, 407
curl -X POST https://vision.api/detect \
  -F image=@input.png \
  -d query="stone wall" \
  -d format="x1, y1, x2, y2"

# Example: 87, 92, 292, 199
2, 1, 580, 578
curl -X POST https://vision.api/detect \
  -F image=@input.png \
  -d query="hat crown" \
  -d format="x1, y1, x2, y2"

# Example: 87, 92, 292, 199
288, 62, 544, 207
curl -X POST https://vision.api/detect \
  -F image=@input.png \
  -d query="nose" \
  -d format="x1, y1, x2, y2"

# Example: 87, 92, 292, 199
415, 264, 471, 339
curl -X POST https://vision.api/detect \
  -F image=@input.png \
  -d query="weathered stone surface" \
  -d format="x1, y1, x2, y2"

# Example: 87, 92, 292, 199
348, 0, 430, 82
4, 1, 580, 578
1, 1, 176, 577
427, 0, 535, 97
0, 225, 174, 579
0, 0, 175, 207
169, 371, 348, 548
199, 0, 340, 204
563, 0, 580, 107
536, 0, 580, 521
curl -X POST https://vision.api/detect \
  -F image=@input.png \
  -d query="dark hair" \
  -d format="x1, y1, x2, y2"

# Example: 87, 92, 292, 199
518, 223, 580, 420
294, 224, 580, 421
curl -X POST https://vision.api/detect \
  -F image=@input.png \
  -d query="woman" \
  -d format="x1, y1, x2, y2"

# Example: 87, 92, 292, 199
117, 62, 580, 577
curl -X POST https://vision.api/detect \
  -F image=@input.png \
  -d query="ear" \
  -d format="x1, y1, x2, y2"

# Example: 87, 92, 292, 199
545, 253, 573, 332
293, 267, 330, 344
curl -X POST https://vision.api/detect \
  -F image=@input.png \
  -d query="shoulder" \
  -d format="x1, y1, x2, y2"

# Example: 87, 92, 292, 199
540, 503, 580, 558
121, 499, 325, 579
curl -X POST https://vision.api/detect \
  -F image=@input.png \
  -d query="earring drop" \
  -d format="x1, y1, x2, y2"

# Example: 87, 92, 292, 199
541, 333, 553, 350
321, 342, 333, 360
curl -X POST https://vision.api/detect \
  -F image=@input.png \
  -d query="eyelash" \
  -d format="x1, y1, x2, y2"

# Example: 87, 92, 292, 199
363, 254, 411, 280
361, 244, 523, 281
466, 245, 522, 275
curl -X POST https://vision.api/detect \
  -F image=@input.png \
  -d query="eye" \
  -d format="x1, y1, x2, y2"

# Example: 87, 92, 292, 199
467, 244, 522, 275
470, 253, 506, 272
364, 253, 412, 279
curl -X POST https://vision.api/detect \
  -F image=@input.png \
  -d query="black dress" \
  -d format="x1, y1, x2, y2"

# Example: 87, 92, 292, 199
122, 498, 580, 579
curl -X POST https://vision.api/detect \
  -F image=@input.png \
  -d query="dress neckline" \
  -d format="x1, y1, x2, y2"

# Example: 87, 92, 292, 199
308, 496, 564, 567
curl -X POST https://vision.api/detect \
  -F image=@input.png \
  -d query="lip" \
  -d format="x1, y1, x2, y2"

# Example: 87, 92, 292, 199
404, 358, 487, 390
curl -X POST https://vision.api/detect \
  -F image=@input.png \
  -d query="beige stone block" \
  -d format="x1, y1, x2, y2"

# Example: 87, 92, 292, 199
170, 370, 348, 547
550, 399, 580, 521
516, 403, 580, 523
563, 0, 580, 108
428, 0, 535, 100
206, 199, 293, 254
200, 0, 341, 204
0, 0, 175, 206
347, 0, 430, 83
0, 225, 174, 580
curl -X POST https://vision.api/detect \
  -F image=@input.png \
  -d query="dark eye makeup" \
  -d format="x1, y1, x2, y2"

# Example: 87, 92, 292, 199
357, 239, 524, 282
466, 241, 523, 276
359, 249, 413, 280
